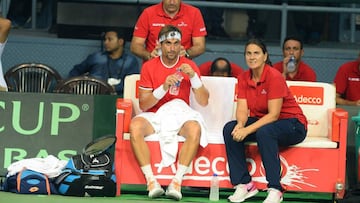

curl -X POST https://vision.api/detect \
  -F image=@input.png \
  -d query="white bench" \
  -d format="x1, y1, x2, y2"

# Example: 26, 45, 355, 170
114, 74, 348, 199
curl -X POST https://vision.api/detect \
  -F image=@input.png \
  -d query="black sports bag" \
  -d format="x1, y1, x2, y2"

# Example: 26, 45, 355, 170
55, 135, 117, 197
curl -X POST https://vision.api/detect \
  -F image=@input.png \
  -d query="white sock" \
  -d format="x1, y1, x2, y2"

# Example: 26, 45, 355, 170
141, 165, 155, 183
173, 164, 188, 184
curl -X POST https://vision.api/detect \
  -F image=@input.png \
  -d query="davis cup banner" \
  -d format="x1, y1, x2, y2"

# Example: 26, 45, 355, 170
0, 92, 106, 175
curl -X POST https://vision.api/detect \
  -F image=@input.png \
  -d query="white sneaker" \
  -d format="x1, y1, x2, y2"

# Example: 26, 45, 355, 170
228, 181, 259, 203
263, 188, 283, 203
147, 180, 164, 198
165, 179, 182, 201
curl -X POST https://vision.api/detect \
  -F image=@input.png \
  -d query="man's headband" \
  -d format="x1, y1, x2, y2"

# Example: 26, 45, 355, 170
158, 31, 181, 43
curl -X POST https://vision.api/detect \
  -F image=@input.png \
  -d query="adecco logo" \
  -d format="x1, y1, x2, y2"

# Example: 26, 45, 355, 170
289, 86, 324, 105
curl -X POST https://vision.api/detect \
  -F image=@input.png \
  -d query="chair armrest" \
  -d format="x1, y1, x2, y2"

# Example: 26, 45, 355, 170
330, 108, 348, 143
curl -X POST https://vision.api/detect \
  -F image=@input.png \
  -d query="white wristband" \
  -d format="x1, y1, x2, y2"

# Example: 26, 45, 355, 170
190, 73, 202, 89
153, 85, 167, 100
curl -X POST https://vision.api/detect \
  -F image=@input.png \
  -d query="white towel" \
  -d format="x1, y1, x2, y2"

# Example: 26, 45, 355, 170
154, 99, 208, 171
6, 155, 68, 178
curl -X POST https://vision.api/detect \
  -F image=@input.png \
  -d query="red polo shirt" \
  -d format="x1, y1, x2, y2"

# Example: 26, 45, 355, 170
133, 2, 207, 52
139, 56, 201, 113
334, 60, 360, 101
273, 61, 317, 82
238, 64, 307, 127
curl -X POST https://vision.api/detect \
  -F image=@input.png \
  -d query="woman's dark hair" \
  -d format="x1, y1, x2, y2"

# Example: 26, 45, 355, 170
210, 57, 232, 76
244, 38, 272, 66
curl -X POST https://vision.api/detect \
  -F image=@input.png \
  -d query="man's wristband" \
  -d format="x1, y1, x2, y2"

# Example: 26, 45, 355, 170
153, 85, 167, 100
190, 73, 202, 89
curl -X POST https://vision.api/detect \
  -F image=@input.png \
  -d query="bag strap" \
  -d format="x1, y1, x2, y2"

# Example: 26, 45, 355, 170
16, 170, 22, 192
44, 174, 51, 195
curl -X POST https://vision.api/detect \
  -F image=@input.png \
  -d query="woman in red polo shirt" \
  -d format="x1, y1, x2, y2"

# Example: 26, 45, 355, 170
222, 38, 307, 203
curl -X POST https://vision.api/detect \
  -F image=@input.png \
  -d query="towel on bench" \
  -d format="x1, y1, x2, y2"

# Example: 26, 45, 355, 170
154, 99, 208, 171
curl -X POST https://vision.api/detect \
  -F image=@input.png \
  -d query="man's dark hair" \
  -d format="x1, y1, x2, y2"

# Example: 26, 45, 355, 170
103, 28, 125, 39
210, 57, 231, 76
282, 36, 304, 50
102, 28, 126, 46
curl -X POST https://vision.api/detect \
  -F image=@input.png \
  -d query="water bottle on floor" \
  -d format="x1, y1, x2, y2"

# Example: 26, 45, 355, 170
209, 173, 219, 201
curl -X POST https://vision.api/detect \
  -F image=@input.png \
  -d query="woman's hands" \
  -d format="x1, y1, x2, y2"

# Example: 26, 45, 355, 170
231, 124, 250, 142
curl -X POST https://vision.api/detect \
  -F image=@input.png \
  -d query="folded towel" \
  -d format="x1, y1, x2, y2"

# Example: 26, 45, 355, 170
7, 155, 68, 178
154, 99, 208, 171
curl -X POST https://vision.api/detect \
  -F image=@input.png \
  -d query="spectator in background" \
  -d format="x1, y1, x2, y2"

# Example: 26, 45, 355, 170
199, 57, 243, 77
0, 17, 11, 91
69, 29, 140, 97
130, 0, 207, 61
333, 53, 360, 106
273, 36, 317, 82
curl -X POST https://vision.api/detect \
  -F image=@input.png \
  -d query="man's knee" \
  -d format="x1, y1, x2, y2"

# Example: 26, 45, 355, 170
181, 121, 201, 141
130, 117, 153, 139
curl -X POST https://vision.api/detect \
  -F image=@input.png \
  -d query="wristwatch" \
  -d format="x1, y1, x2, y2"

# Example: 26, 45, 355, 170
185, 50, 190, 58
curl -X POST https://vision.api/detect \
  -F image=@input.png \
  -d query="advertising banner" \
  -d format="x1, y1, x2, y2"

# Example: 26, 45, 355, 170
0, 92, 117, 175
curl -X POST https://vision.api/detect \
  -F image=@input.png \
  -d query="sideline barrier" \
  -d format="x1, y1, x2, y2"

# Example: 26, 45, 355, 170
0, 92, 119, 175
115, 74, 348, 199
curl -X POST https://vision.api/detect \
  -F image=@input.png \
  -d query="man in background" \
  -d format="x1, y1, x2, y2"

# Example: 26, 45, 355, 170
69, 29, 140, 97
199, 57, 243, 77
272, 36, 317, 82
130, 0, 207, 61
333, 52, 360, 106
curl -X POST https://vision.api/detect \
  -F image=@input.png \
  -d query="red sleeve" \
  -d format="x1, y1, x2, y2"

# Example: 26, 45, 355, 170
237, 73, 248, 99
267, 72, 288, 99
305, 67, 317, 82
198, 61, 212, 76
230, 63, 244, 77
272, 61, 284, 73
133, 9, 149, 39
299, 63, 317, 82
333, 64, 347, 94
139, 61, 153, 89
191, 8, 207, 37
